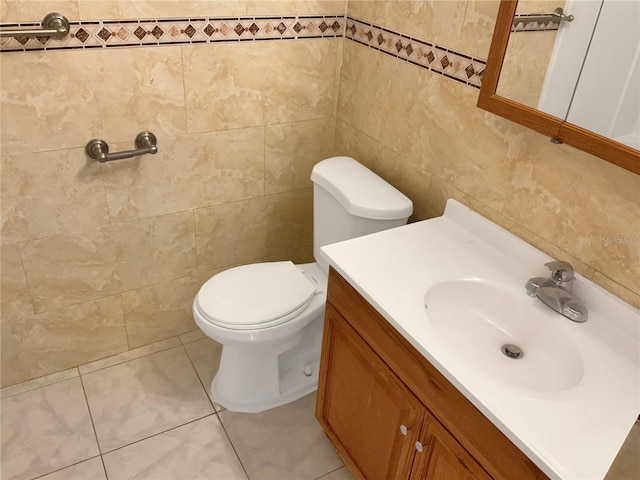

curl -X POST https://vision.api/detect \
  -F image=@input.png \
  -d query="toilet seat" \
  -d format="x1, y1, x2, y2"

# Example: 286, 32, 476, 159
195, 261, 318, 331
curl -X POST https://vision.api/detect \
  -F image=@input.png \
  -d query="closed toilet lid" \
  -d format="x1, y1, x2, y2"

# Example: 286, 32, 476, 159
195, 261, 318, 329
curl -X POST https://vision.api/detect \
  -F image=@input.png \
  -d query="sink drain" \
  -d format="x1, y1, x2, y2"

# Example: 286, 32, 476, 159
501, 344, 524, 359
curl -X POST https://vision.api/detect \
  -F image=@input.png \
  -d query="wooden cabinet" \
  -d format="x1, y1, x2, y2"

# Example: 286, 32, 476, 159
316, 268, 548, 480
318, 304, 424, 479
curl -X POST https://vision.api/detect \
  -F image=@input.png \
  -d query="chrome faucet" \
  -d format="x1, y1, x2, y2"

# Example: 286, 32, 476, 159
525, 261, 588, 322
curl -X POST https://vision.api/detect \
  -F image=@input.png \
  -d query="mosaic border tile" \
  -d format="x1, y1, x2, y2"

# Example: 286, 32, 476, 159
0, 15, 345, 52
0, 13, 485, 91
345, 17, 486, 89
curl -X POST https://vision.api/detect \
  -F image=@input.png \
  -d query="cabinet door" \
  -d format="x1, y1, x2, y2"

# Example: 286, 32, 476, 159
411, 413, 493, 480
316, 305, 425, 480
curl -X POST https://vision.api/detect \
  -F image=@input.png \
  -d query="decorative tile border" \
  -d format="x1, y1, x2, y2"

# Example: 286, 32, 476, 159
0, 15, 344, 52
511, 14, 560, 32
345, 17, 486, 89
0, 13, 485, 91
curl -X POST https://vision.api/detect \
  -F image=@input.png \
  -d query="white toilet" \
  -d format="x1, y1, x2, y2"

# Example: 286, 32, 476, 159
192, 156, 413, 412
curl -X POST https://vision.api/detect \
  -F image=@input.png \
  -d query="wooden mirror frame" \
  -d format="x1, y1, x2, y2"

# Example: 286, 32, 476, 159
477, 0, 640, 175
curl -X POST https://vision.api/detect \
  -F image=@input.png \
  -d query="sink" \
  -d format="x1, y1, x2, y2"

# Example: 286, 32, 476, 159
322, 199, 640, 479
424, 279, 584, 393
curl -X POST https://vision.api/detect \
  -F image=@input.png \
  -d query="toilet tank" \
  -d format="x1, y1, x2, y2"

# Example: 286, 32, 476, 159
310, 156, 413, 273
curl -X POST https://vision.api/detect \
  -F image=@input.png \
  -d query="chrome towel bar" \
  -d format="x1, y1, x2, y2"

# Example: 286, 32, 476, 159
86, 132, 158, 163
513, 7, 574, 26
0, 13, 70, 38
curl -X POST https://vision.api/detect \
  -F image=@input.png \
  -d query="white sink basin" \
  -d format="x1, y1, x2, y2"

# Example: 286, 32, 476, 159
424, 279, 584, 393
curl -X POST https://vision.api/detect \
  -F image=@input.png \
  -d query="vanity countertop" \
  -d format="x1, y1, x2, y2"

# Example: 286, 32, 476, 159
321, 200, 640, 480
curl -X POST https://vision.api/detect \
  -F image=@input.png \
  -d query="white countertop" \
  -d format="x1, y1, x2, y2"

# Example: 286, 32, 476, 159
321, 200, 640, 480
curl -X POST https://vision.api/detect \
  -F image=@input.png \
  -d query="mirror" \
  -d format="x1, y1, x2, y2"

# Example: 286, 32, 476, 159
478, 0, 640, 175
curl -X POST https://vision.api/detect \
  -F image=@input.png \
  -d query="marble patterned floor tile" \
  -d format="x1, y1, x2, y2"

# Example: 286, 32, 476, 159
0, 377, 99, 480
78, 337, 181, 375
81, 346, 213, 453
183, 337, 223, 411
0, 367, 78, 399
37, 457, 106, 480
315, 466, 356, 480
218, 393, 343, 480
103, 415, 247, 480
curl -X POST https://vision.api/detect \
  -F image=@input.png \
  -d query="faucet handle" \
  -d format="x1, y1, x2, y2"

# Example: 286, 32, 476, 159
545, 260, 574, 284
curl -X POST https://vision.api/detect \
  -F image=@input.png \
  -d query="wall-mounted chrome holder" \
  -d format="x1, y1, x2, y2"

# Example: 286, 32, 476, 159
0, 13, 70, 38
86, 132, 158, 163
513, 7, 574, 26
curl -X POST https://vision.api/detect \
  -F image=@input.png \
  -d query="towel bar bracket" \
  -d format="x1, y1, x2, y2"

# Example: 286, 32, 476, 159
0, 13, 70, 38
86, 132, 158, 163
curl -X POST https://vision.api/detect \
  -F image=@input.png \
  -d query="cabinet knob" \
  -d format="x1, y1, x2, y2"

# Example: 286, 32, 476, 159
415, 441, 424, 453
400, 424, 410, 436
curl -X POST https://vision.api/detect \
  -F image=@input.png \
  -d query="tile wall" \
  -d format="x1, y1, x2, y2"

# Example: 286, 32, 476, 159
0, 0, 345, 387
337, 0, 639, 309
1, 0, 639, 388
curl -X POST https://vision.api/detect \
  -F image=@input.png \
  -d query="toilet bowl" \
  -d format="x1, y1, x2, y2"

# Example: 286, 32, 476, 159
192, 156, 413, 413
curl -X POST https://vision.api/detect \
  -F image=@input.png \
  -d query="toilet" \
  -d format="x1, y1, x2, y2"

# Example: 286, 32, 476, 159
192, 156, 413, 413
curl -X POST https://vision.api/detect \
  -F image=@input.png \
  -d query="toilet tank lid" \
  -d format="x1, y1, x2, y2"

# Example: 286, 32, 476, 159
311, 156, 413, 220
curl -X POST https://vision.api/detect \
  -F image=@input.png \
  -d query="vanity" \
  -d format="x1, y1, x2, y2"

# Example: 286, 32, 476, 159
315, 200, 639, 480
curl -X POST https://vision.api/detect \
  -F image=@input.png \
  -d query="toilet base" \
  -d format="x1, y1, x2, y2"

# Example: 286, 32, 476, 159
211, 363, 319, 413
210, 311, 324, 413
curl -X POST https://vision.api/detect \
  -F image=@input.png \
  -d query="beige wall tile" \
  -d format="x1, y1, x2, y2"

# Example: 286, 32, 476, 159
348, 1, 466, 50
338, 41, 527, 212
1, 296, 127, 387
1, 243, 35, 321
20, 211, 197, 312
504, 130, 640, 295
1, 47, 186, 156
121, 275, 202, 349
334, 118, 429, 221
498, 30, 558, 109
410, 82, 525, 211
183, 39, 339, 133
247, 0, 345, 15
196, 189, 313, 270
591, 272, 640, 311
336, 42, 387, 141
102, 127, 265, 221
458, 0, 500, 59
77, 0, 246, 20
196, 198, 272, 270
1, 148, 109, 244
180, 329, 207, 344
0, 1, 80, 22
265, 118, 335, 195
262, 246, 314, 264
263, 189, 314, 256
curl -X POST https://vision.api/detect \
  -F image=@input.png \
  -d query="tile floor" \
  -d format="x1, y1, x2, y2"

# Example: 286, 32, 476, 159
0, 330, 355, 480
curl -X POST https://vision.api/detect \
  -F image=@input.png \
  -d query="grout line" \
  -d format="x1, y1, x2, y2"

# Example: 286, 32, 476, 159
79, 338, 183, 376
215, 409, 252, 480
0, 368, 80, 399
262, 124, 267, 197
313, 465, 348, 480
99, 412, 216, 456
181, 343, 218, 413
179, 43, 189, 134
118, 293, 131, 351
28, 455, 104, 480
78, 374, 104, 456
14, 241, 38, 317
